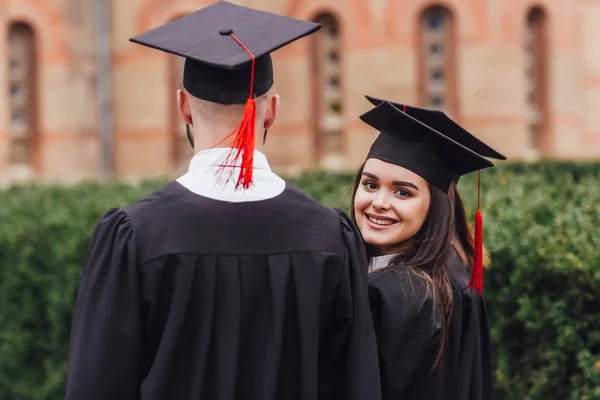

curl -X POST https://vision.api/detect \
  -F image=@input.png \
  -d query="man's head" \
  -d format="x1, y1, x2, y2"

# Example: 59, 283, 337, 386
176, 88, 279, 151
129, 1, 321, 187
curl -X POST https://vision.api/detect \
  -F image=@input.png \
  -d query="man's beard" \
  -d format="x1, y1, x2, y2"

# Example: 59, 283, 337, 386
186, 125, 194, 148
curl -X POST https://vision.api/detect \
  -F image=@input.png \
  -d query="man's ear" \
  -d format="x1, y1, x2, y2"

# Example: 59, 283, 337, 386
177, 89, 193, 125
264, 94, 279, 130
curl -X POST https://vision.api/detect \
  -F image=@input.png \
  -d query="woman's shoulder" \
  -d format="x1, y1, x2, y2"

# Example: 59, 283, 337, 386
449, 248, 471, 290
369, 267, 438, 321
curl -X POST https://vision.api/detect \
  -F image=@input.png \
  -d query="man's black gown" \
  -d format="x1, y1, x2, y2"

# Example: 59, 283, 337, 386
65, 181, 381, 400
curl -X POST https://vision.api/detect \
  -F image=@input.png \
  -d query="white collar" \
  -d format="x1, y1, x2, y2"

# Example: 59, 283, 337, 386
370, 253, 398, 271
176, 147, 286, 202
187, 148, 272, 172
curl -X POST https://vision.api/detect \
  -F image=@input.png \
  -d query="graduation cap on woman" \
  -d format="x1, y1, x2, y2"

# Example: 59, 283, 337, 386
364, 95, 506, 182
129, 1, 321, 189
359, 101, 495, 295
360, 101, 494, 192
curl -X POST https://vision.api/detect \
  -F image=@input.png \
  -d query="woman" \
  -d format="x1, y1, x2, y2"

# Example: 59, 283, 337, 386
364, 95, 505, 399
351, 100, 494, 399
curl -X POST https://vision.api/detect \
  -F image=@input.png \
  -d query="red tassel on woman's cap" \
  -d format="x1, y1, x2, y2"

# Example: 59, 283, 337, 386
214, 33, 257, 190
469, 171, 484, 296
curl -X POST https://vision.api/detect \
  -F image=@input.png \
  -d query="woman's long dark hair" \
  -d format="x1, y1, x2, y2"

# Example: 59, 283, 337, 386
349, 162, 454, 369
448, 182, 473, 264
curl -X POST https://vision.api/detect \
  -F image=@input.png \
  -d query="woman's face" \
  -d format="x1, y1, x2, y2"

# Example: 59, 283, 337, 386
354, 158, 431, 255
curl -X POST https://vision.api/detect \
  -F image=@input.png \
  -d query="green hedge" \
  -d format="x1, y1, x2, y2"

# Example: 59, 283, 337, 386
1, 162, 600, 399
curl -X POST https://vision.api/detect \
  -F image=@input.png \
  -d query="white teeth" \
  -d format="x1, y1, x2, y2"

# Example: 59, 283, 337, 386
367, 215, 395, 226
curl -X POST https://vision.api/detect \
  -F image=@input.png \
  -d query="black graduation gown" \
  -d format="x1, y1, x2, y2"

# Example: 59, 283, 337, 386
442, 249, 494, 400
368, 267, 444, 400
65, 181, 381, 400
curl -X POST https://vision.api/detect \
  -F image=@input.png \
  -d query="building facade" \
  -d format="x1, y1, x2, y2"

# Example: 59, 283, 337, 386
1, 0, 600, 184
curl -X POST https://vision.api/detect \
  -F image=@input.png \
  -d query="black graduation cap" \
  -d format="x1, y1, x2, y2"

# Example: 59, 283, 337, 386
360, 101, 494, 193
365, 95, 506, 160
130, 1, 321, 104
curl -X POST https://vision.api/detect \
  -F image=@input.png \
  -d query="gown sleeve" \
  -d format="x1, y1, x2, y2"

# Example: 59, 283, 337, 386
455, 286, 495, 400
322, 208, 381, 400
477, 296, 495, 400
369, 268, 442, 398
445, 251, 495, 400
65, 208, 142, 400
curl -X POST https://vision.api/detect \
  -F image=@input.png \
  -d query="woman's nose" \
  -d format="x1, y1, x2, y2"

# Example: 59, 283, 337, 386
372, 193, 390, 211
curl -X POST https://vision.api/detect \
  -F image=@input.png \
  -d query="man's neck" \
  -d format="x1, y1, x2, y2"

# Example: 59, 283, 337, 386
192, 146, 266, 156
191, 128, 266, 155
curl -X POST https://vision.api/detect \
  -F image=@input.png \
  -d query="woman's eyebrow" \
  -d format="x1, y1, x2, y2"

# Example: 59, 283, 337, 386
391, 180, 419, 190
363, 171, 419, 191
362, 171, 379, 181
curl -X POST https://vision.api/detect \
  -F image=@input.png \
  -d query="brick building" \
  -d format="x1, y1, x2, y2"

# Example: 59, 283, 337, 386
1, 0, 600, 184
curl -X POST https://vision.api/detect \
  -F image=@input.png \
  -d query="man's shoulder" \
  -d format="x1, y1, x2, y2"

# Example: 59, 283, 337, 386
276, 184, 354, 238
281, 183, 340, 216
116, 180, 352, 259
122, 181, 180, 216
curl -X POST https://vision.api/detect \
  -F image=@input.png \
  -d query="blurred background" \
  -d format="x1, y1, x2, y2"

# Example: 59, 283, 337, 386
1, 0, 600, 399
3, 0, 600, 184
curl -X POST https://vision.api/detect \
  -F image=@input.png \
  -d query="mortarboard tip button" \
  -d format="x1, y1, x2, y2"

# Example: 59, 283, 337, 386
219, 28, 233, 35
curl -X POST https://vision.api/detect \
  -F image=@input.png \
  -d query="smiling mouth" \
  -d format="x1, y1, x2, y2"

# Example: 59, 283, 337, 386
366, 214, 398, 226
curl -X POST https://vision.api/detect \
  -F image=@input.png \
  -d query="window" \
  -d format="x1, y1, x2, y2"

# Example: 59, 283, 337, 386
419, 7, 456, 115
525, 7, 548, 154
8, 22, 37, 171
311, 13, 343, 166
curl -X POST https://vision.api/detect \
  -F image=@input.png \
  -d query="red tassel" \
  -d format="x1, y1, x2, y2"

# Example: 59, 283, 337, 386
469, 171, 484, 296
221, 98, 256, 189
212, 33, 257, 190
469, 208, 484, 296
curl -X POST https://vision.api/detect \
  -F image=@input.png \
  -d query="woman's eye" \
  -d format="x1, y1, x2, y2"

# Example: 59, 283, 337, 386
395, 188, 411, 197
362, 181, 378, 190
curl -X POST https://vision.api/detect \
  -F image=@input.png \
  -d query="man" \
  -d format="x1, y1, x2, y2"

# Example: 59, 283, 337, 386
65, 2, 380, 399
